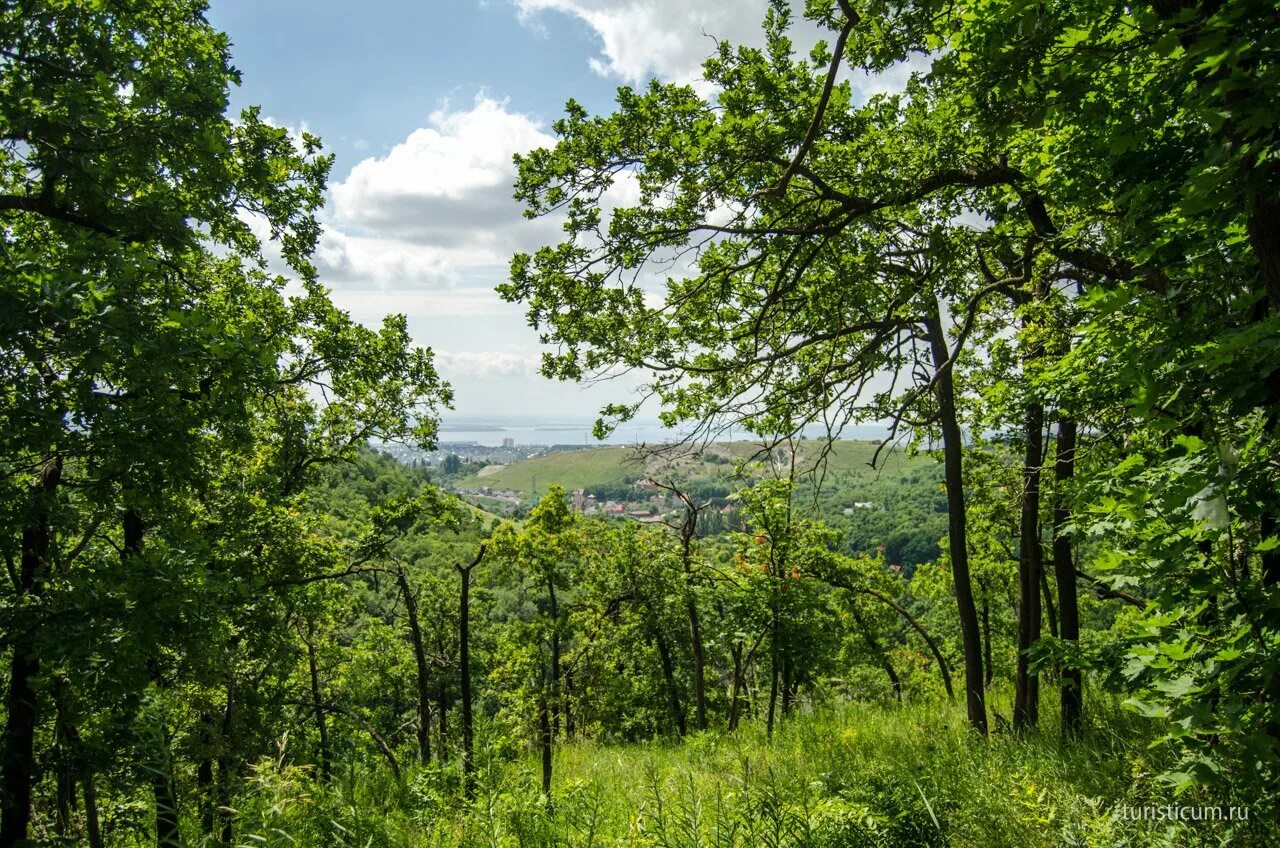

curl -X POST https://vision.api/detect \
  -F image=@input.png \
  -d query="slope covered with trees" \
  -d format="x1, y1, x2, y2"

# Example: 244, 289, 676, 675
2, 1, 1278, 847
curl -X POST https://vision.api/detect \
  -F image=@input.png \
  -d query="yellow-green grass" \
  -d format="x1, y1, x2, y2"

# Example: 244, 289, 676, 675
458, 440, 932, 497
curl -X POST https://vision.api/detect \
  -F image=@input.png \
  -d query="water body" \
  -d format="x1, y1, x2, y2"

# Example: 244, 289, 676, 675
436, 414, 892, 447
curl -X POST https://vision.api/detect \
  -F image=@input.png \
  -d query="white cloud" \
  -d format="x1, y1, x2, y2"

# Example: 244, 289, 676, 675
436, 350, 542, 379
330, 97, 555, 247
514, 0, 773, 86
321, 96, 561, 290
511, 0, 928, 100
326, 287, 516, 322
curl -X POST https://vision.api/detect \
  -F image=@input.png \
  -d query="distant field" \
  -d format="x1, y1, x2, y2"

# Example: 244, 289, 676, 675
456, 439, 930, 497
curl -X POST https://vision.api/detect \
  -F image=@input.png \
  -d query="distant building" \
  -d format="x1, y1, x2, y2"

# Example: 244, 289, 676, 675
502, 437, 515, 448
633, 478, 657, 492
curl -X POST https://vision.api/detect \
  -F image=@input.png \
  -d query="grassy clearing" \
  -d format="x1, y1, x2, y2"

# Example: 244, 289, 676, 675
230, 692, 1272, 848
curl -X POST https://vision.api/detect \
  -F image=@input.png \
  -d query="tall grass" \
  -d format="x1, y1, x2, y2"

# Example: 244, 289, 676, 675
225, 693, 1274, 848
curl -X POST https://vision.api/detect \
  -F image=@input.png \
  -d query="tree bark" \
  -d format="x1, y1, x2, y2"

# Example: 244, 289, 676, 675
926, 308, 988, 733
979, 576, 994, 689
1052, 419, 1083, 738
304, 632, 332, 781
1, 453, 62, 846
547, 580, 562, 741
1040, 567, 1059, 639
396, 564, 432, 764
652, 628, 687, 737
456, 545, 484, 797
1015, 402, 1045, 731
676, 496, 709, 731
215, 681, 236, 847
83, 771, 104, 848
728, 644, 745, 732
538, 692, 553, 795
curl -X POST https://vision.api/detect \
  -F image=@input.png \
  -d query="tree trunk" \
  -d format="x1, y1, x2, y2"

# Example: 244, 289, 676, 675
845, 584, 954, 700
678, 500, 709, 731
1, 454, 62, 846
538, 692, 552, 795
547, 581, 561, 741
54, 701, 74, 838
652, 628, 686, 737
437, 676, 449, 761
1015, 402, 1045, 731
1040, 567, 1059, 639
765, 623, 780, 738
83, 771, 104, 848
925, 311, 987, 733
1053, 419, 1083, 738
396, 565, 433, 764
457, 548, 479, 796
979, 577, 994, 689
215, 681, 236, 847
564, 670, 575, 741
728, 644, 744, 732
304, 633, 332, 781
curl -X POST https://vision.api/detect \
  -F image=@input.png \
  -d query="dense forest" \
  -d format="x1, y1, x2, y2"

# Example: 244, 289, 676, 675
2, 1, 1278, 847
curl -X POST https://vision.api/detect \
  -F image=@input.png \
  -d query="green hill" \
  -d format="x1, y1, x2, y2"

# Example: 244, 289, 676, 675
457, 439, 930, 497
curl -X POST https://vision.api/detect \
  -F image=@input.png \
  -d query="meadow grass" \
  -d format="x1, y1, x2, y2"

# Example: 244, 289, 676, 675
230, 690, 1274, 848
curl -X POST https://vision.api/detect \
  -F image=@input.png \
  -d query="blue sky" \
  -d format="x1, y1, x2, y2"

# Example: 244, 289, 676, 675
205, 1, 914, 420
207, 0, 772, 419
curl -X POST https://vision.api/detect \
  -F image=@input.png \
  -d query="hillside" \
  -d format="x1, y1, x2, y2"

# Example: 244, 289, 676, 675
457, 439, 931, 497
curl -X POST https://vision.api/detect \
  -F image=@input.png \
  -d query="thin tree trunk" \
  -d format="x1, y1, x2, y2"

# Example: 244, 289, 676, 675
547, 581, 561, 741
215, 681, 235, 847
123, 511, 183, 848
728, 644, 744, 732
678, 498, 709, 731
456, 545, 485, 796
196, 754, 214, 836
564, 671, 575, 741
843, 584, 954, 700
1053, 420, 1083, 738
538, 692, 553, 795
437, 676, 449, 761
396, 564, 433, 763
652, 628, 686, 737
304, 633, 332, 781
1015, 402, 1045, 731
1, 453, 62, 846
979, 576, 993, 689
1040, 568, 1059, 639
54, 697, 74, 837
925, 310, 987, 734
765, 618, 780, 738
83, 771, 104, 848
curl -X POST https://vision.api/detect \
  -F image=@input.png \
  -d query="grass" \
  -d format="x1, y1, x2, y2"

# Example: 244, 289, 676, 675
229, 692, 1276, 848
457, 440, 932, 498
459, 446, 643, 495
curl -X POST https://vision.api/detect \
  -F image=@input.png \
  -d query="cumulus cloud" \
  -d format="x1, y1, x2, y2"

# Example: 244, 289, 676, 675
435, 350, 542, 379
321, 96, 561, 289
512, 0, 927, 100
514, 0, 773, 85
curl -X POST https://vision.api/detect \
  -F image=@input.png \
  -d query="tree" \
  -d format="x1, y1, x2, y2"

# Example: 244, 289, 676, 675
0, 3, 451, 842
